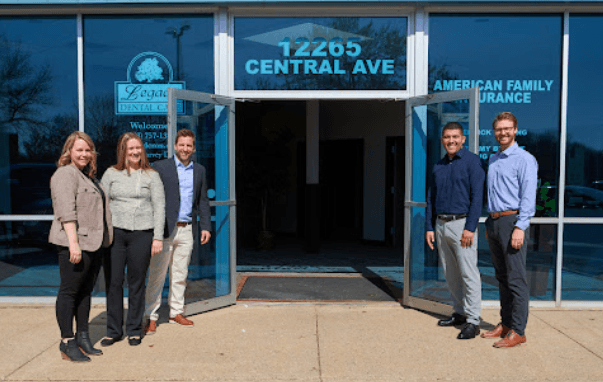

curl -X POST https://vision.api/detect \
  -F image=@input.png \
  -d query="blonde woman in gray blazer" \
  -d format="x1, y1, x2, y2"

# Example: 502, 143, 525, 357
49, 131, 113, 362
101, 132, 165, 347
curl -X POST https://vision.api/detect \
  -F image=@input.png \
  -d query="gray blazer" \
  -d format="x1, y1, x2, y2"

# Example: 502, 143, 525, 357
48, 165, 113, 251
153, 158, 211, 243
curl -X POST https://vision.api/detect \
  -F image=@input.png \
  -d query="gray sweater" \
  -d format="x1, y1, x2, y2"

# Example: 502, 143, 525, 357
101, 167, 165, 240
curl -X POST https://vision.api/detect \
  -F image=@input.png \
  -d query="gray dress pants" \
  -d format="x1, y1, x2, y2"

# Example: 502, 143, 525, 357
435, 217, 482, 325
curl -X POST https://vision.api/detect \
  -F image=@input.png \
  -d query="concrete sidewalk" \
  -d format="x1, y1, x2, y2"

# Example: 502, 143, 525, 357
1, 302, 602, 381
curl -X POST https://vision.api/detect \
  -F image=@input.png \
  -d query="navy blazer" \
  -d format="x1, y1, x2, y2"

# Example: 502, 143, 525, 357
153, 157, 212, 242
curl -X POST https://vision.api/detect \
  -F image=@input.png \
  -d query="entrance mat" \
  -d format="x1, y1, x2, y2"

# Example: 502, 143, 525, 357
237, 275, 402, 302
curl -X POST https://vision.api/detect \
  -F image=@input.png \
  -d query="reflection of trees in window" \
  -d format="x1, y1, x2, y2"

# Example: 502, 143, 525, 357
85, 95, 121, 174
0, 35, 60, 160
428, 63, 458, 91
24, 114, 78, 163
0, 36, 53, 134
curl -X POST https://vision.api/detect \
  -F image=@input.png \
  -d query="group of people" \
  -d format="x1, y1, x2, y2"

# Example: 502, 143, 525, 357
48, 109, 535, 363
426, 111, 538, 348
49, 129, 212, 362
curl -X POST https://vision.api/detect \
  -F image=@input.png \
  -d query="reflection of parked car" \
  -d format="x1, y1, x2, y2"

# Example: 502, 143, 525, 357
538, 185, 603, 217
0, 163, 55, 215
592, 180, 603, 191
565, 186, 603, 216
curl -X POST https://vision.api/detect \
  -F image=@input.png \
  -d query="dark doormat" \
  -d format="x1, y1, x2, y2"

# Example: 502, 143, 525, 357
237, 275, 402, 302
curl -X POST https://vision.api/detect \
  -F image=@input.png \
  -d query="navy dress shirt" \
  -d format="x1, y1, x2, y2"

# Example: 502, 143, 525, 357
425, 147, 485, 233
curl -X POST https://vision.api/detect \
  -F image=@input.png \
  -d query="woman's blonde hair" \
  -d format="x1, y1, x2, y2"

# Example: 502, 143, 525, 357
113, 132, 153, 174
57, 131, 98, 178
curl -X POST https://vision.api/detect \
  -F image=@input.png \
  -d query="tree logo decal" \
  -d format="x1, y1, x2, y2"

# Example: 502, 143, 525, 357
114, 52, 185, 115
135, 57, 164, 83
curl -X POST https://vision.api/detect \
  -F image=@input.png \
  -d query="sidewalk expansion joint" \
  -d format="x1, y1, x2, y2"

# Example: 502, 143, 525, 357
533, 313, 603, 362
5, 339, 56, 380
315, 305, 324, 382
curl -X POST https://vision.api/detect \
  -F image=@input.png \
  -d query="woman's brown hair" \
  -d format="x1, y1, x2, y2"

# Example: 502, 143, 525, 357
113, 132, 154, 174
57, 131, 98, 178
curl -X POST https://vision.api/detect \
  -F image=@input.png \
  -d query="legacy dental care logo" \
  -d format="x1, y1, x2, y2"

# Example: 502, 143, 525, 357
115, 52, 185, 115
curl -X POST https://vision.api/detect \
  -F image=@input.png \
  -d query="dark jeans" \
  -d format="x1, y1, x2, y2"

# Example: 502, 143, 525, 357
56, 246, 103, 339
104, 228, 153, 338
485, 214, 530, 336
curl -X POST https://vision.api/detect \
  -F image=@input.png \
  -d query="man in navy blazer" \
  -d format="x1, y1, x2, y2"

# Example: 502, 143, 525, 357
144, 129, 211, 333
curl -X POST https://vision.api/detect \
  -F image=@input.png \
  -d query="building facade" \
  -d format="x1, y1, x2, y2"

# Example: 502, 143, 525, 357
0, 0, 602, 311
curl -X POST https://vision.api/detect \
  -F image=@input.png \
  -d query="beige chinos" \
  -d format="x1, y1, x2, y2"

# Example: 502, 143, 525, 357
145, 224, 194, 320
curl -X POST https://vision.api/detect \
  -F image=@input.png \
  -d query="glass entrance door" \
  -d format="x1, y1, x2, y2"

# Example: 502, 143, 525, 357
403, 88, 479, 315
167, 88, 236, 315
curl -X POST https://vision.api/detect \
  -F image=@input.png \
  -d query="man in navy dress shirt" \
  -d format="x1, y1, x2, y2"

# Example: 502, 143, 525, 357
426, 122, 485, 340
481, 112, 538, 348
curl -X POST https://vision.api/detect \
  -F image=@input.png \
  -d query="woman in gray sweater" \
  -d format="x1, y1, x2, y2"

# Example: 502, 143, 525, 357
100, 132, 165, 347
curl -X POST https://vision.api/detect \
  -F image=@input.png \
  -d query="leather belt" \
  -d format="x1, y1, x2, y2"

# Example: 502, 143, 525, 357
176, 222, 191, 227
489, 210, 519, 219
437, 214, 467, 222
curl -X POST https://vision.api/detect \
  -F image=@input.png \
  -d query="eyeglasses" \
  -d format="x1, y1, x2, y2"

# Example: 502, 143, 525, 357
493, 126, 515, 134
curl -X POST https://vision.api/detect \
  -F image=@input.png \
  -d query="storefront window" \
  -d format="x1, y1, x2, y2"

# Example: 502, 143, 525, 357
429, 14, 563, 217
562, 225, 603, 300
83, 15, 214, 173
0, 221, 56, 296
234, 17, 407, 91
478, 223, 557, 301
566, 15, 603, 217
0, 17, 77, 215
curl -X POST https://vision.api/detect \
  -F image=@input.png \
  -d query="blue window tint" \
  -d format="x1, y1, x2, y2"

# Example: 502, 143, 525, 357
0, 221, 56, 296
429, 15, 563, 217
562, 225, 603, 300
83, 15, 213, 174
477, 223, 556, 301
566, 15, 603, 217
235, 17, 407, 90
0, 17, 77, 215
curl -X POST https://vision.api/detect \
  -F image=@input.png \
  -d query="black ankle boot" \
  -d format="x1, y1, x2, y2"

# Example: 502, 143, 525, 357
60, 339, 91, 362
76, 332, 103, 356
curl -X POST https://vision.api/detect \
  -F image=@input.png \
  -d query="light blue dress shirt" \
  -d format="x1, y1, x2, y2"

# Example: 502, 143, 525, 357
487, 143, 538, 231
175, 156, 194, 223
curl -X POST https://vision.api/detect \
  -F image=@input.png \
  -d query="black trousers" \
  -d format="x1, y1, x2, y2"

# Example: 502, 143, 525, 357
56, 246, 103, 339
485, 214, 530, 336
104, 228, 153, 338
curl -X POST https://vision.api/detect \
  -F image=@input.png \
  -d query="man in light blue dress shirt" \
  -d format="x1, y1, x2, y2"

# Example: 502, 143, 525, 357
144, 129, 212, 333
481, 112, 538, 348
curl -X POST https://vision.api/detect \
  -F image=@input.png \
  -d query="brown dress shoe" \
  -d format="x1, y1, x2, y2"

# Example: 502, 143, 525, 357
144, 320, 156, 335
480, 323, 511, 338
169, 314, 194, 327
493, 330, 527, 348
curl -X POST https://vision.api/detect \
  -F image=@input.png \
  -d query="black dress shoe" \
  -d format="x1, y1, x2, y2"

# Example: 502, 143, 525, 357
128, 337, 142, 346
438, 313, 466, 327
100, 336, 123, 347
457, 323, 480, 339
76, 332, 103, 356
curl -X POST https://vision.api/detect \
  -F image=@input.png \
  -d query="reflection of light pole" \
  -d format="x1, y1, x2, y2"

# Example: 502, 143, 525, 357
166, 22, 190, 80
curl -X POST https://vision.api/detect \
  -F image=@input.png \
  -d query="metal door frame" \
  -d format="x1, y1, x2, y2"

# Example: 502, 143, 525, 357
402, 87, 479, 315
168, 87, 237, 315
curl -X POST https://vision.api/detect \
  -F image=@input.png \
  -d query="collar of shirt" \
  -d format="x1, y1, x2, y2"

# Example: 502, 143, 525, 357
174, 155, 193, 170
443, 146, 467, 162
495, 142, 519, 158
